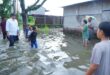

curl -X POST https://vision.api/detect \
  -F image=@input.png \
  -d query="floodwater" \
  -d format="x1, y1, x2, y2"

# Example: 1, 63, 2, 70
0, 29, 94, 75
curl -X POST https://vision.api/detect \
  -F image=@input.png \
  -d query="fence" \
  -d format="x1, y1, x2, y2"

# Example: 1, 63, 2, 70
32, 15, 64, 28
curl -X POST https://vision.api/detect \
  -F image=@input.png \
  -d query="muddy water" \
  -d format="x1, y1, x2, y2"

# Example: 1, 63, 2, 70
0, 29, 93, 75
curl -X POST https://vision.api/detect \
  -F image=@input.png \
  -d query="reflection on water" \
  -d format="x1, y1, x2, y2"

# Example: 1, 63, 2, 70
0, 29, 93, 75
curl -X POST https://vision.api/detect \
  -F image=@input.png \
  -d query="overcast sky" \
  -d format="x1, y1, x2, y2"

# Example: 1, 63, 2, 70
26, 0, 91, 16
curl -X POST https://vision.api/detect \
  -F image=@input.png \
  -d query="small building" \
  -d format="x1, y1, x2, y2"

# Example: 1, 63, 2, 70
28, 7, 46, 15
34, 15, 63, 28
63, 0, 110, 32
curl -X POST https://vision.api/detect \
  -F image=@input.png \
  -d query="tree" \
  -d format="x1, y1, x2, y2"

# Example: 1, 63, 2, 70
0, 0, 12, 18
19, 0, 47, 29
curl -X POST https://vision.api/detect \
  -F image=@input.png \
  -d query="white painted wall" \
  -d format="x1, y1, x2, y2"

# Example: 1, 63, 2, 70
64, 5, 80, 28
103, 2, 110, 10
63, 1, 110, 29
64, 6, 78, 16
102, 11, 110, 21
64, 16, 80, 28
78, 2, 102, 15
102, 2, 110, 21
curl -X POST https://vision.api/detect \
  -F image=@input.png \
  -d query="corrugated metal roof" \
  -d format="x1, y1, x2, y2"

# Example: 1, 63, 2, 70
63, 0, 94, 8
63, 0, 110, 8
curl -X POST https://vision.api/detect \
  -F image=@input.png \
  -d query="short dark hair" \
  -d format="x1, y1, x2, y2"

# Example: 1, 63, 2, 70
10, 13, 16, 17
83, 19, 87, 24
99, 22, 110, 37
89, 17, 92, 20
32, 26, 36, 30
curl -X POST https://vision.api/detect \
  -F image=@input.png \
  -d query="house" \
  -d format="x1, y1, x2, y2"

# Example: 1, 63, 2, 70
63, 0, 110, 32
28, 7, 46, 15
33, 14, 63, 28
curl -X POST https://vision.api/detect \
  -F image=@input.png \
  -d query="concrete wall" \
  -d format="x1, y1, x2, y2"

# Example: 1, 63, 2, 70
64, 5, 80, 28
64, 5, 78, 16
63, 1, 110, 30
103, 2, 110, 10
64, 16, 80, 28
102, 2, 110, 21
78, 2, 102, 15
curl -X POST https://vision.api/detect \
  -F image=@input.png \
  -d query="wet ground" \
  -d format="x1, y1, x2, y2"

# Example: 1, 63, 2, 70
0, 29, 94, 75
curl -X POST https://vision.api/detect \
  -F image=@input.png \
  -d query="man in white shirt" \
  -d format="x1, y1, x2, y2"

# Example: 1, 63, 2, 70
88, 17, 98, 40
6, 14, 19, 47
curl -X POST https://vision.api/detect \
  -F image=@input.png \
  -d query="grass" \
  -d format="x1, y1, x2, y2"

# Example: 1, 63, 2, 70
18, 23, 23, 30
37, 26, 49, 35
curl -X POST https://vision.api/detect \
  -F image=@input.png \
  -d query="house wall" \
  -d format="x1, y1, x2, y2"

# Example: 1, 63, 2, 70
102, 11, 110, 21
78, 2, 102, 15
64, 15, 79, 28
102, 2, 110, 21
64, 6, 80, 28
63, 1, 110, 30
102, 1, 110, 10
64, 5, 78, 16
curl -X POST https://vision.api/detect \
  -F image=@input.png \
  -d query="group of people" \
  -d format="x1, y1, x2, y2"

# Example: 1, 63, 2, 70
86, 21, 110, 75
81, 17, 97, 47
1, 14, 110, 75
0, 13, 38, 48
25, 25, 38, 48
81, 16, 110, 75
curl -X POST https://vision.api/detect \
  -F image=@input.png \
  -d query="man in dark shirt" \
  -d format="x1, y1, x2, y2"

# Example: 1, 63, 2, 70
0, 17, 7, 39
29, 26, 38, 48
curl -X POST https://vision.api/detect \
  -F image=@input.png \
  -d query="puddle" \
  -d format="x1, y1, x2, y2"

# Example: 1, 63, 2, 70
0, 29, 92, 75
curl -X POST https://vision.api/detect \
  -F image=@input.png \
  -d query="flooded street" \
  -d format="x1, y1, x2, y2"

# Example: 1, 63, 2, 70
0, 29, 92, 75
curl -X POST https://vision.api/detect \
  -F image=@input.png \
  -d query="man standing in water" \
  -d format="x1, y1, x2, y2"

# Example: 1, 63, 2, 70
0, 17, 7, 39
88, 17, 94, 40
6, 14, 19, 47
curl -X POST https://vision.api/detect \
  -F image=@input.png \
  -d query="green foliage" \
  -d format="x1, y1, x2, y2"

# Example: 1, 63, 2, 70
37, 24, 49, 35
0, 0, 12, 18
19, 0, 47, 26
28, 16, 35, 25
16, 12, 23, 30
17, 12, 22, 23
44, 24, 49, 35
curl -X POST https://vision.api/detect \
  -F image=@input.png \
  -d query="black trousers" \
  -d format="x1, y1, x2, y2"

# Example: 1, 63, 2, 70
8, 35, 19, 47
2, 31, 7, 39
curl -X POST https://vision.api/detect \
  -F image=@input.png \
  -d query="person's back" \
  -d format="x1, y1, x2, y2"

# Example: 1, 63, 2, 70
29, 31, 37, 41
29, 26, 38, 48
92, 40, 110, 75
86, 22, 110, 75
1, 18, 6, 32
82, 24, 89, 39
0, 17, 7, 39
82, 20, 89, 47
